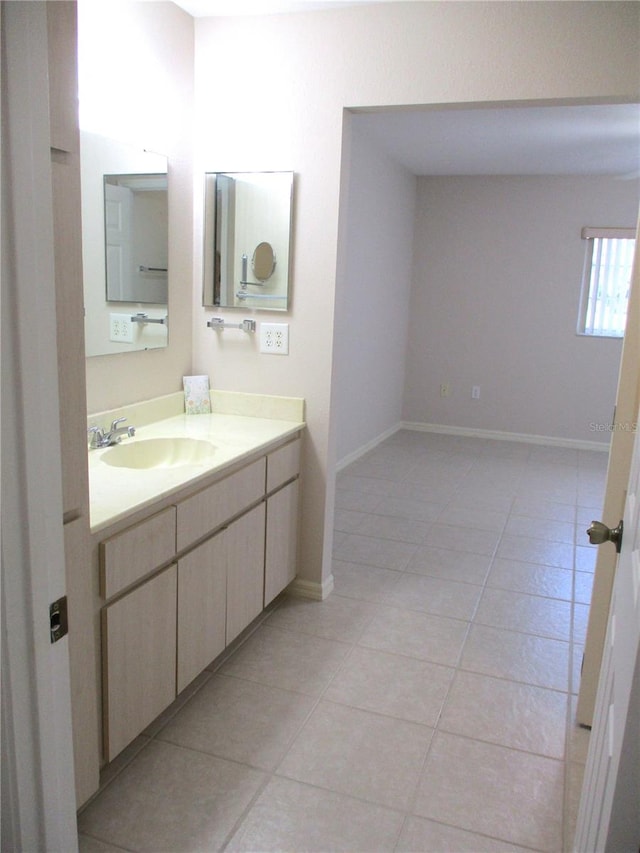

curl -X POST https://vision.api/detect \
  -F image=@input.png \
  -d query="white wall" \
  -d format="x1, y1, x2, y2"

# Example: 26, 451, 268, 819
79, 0, 194, 412
404, 175, 639, 444
333, 118, 416, 465
192, 1, 639, 590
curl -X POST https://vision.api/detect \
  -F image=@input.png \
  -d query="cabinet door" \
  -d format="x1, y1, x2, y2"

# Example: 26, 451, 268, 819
226, 503, 266, 644
102, 566, 177, 762
177, 536, 226, 693
265, 480, 299, 606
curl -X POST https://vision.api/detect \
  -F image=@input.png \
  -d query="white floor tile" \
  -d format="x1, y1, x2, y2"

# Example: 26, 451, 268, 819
331, 559, 402, 602
487, 557, 573, 600
227, 777, 405, 852
383, 572, 483, 621
475, 587, 572, 641
460, 623, 570, 691
396, 816, 534, 852
353, 512, 431, 544
422, 523, 501, 556
439, 670, 567, 759
219, 625, 350, 696
77, 741, 265, 852
266, 593, 378, 643
496, 533, 574, 569
157, 674, 315, 770
407, 545, 492, 585
358, 605, 469, 667
505, 514, 575, 544
324, 645, 454, 726
414, 732, 564, 851
333, 532, 418, 570
278, 701, 433, 811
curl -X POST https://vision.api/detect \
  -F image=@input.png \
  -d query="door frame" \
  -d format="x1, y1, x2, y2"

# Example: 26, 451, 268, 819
1, 2, 78, 849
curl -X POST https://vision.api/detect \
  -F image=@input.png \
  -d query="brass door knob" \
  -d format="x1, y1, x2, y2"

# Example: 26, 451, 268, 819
587, 519, 624, 553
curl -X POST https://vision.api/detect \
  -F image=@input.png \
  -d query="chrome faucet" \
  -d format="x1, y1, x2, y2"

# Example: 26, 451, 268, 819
88, 417, 136, 449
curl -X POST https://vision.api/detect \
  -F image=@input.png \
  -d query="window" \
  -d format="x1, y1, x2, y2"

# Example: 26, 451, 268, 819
578, 227, 636, 338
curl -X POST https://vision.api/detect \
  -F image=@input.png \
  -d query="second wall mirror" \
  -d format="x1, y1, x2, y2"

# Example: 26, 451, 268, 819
203, 171, 293, 310
80, 131, 169, 357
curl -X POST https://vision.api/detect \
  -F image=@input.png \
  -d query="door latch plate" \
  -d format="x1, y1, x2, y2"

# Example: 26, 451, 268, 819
50, 596, 68, 643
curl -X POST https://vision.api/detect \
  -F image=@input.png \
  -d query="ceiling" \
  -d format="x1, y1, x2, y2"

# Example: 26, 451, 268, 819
171, 0, 640, 179
173, 0, 376, 16
351, 103, 640, 177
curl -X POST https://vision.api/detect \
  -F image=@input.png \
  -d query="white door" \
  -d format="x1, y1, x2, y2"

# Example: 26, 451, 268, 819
578, 221, 640, 727
105, 182, 133, 301
574, 403, 640, 851
2, 2, 79, 849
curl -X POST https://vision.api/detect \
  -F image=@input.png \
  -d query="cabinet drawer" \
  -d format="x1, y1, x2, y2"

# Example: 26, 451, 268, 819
176, 457, 266, 552
100, 506, 176, 599
266, 438, 300, 493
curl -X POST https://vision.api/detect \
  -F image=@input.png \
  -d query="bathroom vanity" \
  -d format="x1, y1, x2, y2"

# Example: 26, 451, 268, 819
88, 391, 305, 764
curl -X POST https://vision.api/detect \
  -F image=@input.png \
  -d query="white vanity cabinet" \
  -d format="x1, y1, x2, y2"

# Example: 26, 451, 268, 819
98, 435, 301, 763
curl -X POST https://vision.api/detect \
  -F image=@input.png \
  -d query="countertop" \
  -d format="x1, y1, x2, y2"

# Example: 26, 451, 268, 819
88, 411, 305, 534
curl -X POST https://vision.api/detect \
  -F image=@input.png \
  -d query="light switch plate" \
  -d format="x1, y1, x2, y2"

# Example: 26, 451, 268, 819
260, 323, 289, 355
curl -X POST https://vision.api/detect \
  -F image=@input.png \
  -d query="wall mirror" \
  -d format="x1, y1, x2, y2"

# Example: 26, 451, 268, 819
80, 131, 169, 357
203, 171, 293, 310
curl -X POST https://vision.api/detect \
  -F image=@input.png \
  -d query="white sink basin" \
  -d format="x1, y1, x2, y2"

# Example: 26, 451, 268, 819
101, 437, 217, 470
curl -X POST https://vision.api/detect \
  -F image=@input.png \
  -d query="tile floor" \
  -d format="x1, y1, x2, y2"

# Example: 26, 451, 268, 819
78, 430, 604, 852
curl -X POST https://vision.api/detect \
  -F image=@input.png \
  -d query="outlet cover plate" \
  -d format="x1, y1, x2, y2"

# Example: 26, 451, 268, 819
260, 322, 289, 355
109, 313, 134, 343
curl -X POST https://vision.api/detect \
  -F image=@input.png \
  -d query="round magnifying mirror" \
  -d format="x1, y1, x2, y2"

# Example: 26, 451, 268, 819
252, 241, 276, 281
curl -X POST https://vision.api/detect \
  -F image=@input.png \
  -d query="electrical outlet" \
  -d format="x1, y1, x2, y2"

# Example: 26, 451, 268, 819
472, 385, 481, 400
109, 313, 134, 343
260, 322, 289, 355
440, 383, 450, 398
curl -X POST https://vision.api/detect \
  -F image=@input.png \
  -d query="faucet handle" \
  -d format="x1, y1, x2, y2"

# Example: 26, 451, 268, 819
110, 417, 127, 432
87, 425, 104, 448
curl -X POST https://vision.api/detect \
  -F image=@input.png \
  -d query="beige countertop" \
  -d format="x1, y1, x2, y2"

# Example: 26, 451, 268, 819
88, 392, 305, 534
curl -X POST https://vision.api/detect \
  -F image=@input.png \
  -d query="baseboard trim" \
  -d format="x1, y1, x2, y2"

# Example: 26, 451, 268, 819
336, 424, 402, 471
288, 575, 334, 601
401, 421, 610, 452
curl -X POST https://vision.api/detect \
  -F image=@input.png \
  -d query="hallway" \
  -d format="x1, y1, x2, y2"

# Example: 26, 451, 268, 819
78, 430, 602, 852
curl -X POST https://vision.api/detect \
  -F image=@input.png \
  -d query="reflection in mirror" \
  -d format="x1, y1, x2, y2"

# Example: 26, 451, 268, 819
203, 171, 293, 310
80, 131, 169, 357
104, 173, 168, 303
252, 241, 276, 281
